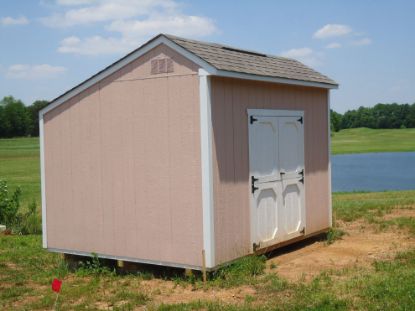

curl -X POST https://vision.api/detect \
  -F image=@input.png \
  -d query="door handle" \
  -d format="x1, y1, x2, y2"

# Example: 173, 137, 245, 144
251, 176, 258, 194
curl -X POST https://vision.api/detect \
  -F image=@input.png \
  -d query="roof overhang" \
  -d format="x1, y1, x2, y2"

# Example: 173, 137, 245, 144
40, 34, 337, 116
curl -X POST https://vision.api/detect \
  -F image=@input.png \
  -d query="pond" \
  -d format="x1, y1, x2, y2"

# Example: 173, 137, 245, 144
331, 152, 415, 192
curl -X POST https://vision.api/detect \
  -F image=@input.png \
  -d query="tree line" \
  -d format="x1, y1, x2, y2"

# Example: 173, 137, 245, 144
1, 96, 414, 138
0, 96, 48, 138
331, 103, 415, 132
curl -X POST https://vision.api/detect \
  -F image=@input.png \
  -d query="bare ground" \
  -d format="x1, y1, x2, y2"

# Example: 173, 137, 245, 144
144, 208, 415, 306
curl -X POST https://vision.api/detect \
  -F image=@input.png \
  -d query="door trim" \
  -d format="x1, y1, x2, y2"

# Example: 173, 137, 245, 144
247, 108, 305, 253
247, 109, 304, 118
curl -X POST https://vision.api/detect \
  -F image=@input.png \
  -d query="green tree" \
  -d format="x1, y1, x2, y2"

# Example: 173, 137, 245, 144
27, 100, 49, 136
0, 96, 32, 137
330, 109, 343, 132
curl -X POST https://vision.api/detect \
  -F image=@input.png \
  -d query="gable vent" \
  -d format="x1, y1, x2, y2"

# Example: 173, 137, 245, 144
151, 58, 174, 74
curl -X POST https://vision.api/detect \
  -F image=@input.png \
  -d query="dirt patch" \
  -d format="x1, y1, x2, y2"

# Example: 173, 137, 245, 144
267, 214, 415, 282
382, 208, 415, 220
140, 279, 256, 306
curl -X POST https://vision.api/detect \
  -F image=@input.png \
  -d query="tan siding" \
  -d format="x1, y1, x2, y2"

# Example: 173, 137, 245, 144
211, 77, 330, 265
44, 44, 203, 267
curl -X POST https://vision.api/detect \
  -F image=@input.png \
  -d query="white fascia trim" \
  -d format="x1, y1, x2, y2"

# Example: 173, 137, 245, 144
199, 68, 215, 268
327, 92, 333, 227
48, 247, 213, 271
39, 36, 217, 117
217, 70, 338, 89
247, 108, 304, 117
39, 114, 47, 248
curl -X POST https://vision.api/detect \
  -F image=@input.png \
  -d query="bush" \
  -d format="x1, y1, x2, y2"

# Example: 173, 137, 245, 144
0, 180, 41, 234
18, 200, 42, 235
0, 180, 22, 227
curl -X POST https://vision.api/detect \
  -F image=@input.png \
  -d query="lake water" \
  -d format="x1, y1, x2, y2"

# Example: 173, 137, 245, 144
331, 152, 415, 192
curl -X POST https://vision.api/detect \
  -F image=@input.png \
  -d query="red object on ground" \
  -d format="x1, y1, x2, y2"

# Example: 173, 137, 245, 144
51, 278, 62, 293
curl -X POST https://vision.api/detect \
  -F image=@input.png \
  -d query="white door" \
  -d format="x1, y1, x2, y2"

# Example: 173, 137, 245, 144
248, 110, 305, 251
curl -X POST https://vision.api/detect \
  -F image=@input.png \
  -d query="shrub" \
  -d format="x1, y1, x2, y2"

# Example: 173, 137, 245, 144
0, 180, 41, 234
0, 180, 21, 227
18, 200, 42, 235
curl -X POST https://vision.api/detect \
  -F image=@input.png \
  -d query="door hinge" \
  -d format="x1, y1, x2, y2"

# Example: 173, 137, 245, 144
297, 116, 303, 124
253, 242, 260, 252
251, 176, 258, 194
299, 169, 304, 176
250, 116, 258, 124
299, 177, 304, 184
300, 227, 305, 234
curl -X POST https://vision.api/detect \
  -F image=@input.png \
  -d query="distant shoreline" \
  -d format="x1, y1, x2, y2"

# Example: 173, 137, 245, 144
331, 127, 415, 155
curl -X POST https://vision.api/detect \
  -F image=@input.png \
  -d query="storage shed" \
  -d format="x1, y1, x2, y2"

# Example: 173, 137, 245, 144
40, 34, 338, 270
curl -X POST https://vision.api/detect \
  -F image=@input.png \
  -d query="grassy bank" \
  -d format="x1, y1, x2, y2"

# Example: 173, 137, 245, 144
331, 127, 415, 154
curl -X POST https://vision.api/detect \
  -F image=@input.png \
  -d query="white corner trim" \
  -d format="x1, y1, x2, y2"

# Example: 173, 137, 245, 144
199, 68, 215, 268
39, 36, 217, 116
327, 92, 333, 227
217, 70, 338, 89
39, 114, 47, 248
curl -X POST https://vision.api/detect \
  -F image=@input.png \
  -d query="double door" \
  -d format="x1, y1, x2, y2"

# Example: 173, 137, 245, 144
248, 109, 305, 250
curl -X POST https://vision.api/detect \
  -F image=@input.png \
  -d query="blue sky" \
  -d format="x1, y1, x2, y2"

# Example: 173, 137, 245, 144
1, 0, 414, 112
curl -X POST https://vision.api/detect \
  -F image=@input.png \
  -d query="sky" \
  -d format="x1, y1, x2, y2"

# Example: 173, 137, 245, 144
0, 0, 414, 113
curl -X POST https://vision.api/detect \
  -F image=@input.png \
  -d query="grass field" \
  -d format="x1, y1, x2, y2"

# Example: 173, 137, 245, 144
331, 127, 415, 154
0, 137, 40, 207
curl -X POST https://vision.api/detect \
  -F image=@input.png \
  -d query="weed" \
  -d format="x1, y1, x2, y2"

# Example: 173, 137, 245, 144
210, 255, 266, 287
76, 253, 115, 277
244, 294, 255, 303
326, 227, 346, 245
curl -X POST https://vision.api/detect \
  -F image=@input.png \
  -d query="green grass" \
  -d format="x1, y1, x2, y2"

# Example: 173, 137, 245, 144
331, 127, 415, 154
332, 190, 415, 222
0, 137, 40, 206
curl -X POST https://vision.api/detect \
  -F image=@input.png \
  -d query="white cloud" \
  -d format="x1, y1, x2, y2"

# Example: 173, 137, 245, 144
58, 35, 136, 55
42, 0, 178, 27
326, 42, 341, 49
351, 37, 372, 46
108, 14, 217, 38
313, 24, 352, 39
50, 0, 217, 55
6, 64, 66, 79
280, 47, 323, 67
1, 16, 29, 26
56, 0, 97, 5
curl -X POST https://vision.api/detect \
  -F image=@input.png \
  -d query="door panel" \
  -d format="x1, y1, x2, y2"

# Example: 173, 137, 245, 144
248, 117, 280, 184
248, 110, 305, 250
282, 178, 305, 237
253, 182, 282, 245
278, 117, 304, 179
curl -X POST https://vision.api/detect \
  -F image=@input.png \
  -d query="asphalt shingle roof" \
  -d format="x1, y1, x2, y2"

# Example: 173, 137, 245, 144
165, 34, 337, 86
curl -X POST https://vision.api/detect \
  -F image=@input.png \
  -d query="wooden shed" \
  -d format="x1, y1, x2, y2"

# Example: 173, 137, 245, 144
40, 34, 338, 270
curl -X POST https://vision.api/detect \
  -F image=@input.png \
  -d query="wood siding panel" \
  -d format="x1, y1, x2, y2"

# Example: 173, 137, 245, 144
211, 77, 329, 265
44, 44, 203, 267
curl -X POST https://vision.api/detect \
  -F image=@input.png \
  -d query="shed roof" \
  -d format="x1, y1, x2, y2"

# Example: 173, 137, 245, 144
41, 34, 337, 115
164, 34, 337, 86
